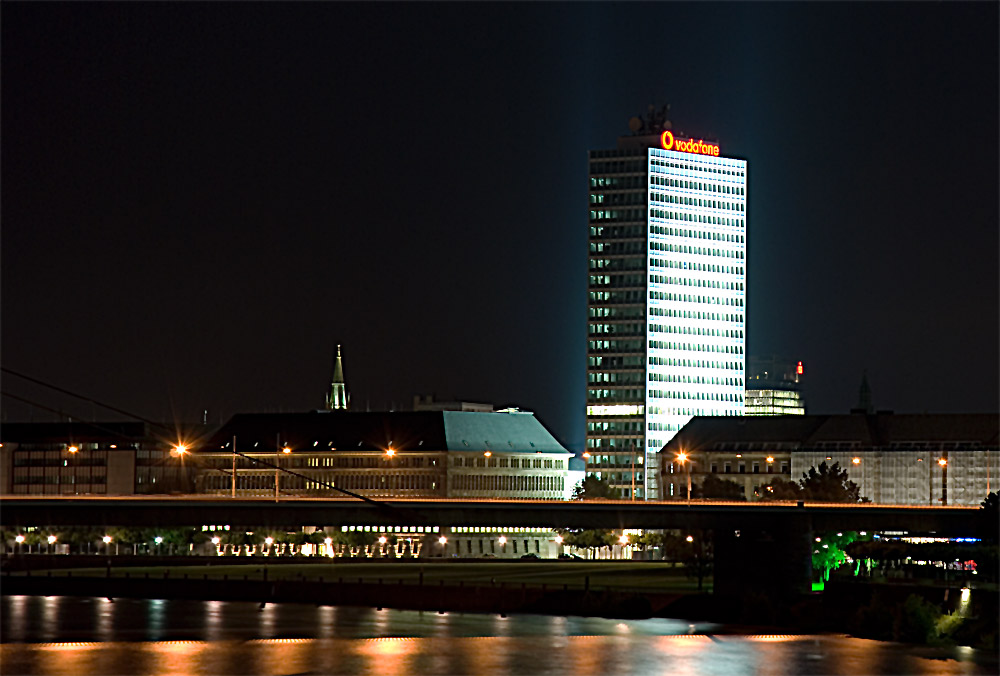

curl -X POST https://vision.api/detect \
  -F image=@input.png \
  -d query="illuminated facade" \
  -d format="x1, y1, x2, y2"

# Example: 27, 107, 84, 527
0, 422, 195, 495
745, 356, 806, 416
588, 112, 747, 499
195, 409, 572, 501
661, 412, 999, 505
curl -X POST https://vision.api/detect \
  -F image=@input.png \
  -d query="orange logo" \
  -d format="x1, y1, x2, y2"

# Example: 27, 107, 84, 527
661, 131, 720, 157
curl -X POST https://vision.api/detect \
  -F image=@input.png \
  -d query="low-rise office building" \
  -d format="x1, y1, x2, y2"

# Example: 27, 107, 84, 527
0, 422, 194, 495
660, 412, 999, 505
193, 409, 573, 502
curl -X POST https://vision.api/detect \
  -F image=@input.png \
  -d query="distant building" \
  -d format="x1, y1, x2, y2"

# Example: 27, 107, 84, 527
0, 422, 196, 495
412, 394, 493, 412
745, 356, 806, 416
660, 412, 999, 506
192, 409, 574, 558
325, 344, 349, 410
193, 409, 572, 501
587, 106, 748, 500
564, 456, 586, 500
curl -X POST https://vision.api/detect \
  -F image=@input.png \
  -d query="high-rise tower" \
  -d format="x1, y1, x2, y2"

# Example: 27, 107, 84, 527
586, 107, 747, 499
325, 344, 350, 410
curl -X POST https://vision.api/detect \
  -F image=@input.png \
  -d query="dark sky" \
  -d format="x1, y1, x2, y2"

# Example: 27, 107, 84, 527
3, 3, 997, 452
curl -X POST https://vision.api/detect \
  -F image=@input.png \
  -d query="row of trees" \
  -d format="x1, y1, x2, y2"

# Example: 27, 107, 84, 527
574, 461, 867, 503
3, 526, 391, 552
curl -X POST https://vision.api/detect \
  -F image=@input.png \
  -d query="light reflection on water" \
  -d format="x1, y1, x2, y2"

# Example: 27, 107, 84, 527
1, 596, 993, 676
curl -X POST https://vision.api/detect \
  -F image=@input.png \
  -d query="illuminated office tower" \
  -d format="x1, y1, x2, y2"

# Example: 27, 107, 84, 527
745, 356, 806, 416
586, 107, 747, 499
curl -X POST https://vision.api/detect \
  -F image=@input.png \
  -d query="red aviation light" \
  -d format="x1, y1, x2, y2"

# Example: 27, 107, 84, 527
660, 130, 720, 156
796, 362, 804, 375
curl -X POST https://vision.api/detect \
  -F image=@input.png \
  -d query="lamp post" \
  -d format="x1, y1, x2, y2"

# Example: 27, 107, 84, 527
231, 436, 237, 498
676, 452, 692, 501
938, 456, 948, 505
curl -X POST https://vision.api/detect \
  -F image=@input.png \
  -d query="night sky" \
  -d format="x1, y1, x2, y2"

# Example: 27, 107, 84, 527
3, 3, 997, 452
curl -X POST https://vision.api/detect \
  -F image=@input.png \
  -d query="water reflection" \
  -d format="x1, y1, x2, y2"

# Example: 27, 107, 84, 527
1, 598, 994, 676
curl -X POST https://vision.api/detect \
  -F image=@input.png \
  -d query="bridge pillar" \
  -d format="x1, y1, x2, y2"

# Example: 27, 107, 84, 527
713, 518, 813, 598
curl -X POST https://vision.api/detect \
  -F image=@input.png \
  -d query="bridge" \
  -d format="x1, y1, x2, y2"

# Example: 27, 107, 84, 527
0, 495, 984, 534
4, 495, 991, 598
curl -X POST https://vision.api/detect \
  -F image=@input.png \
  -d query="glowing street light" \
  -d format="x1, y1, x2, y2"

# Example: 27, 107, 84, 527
15, 535, 25, 544
211, 537, 221, 545
766, 456, 774, 463
103, 535, 112, 544
385, 448, 396, 458
852, 457, 861, 465
437, 536, 447, 546
282, 446, 291, 454
498, 535, 507, 546
675, 451, 692, 500
173, 444, 188, 455
938, 458, 948, 467
67, 446, 79, 454
484, 451, 492, 458
154, 536, 163, 545
685, 535, 694, 543
48, 535, 57, 544
554, 535, 563, 545
618, 534, 629, 545
378, 536, 388, 545
264, 537, 274, 545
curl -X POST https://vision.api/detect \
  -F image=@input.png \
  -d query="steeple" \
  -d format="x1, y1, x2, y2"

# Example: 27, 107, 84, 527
325, 344, 350, 410
857, 369, 874, 414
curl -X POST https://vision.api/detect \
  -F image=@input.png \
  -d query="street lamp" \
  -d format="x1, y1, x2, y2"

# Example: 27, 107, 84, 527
686, 535, 694, 543
676, 452, 692, 501
852, 457, 861, 465
67, 446, 78, 454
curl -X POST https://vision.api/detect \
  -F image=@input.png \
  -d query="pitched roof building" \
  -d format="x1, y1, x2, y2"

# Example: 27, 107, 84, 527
660, 412, 999, 505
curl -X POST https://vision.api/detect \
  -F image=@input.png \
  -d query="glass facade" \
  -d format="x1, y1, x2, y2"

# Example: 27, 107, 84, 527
588, 142, 747, 500
745, 389, 806, 416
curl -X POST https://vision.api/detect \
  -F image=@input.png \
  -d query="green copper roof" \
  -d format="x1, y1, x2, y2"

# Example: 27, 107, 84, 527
442, 410, 567, 454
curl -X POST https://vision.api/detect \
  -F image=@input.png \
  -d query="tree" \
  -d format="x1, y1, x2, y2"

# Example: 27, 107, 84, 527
692, 474, 746, 500
573, 475, 617, 500
759, 462, 867, 503
557, 528, 616, 558
799, 462, 867, 502
812, 530, 860, 582
757, 477, 801, 501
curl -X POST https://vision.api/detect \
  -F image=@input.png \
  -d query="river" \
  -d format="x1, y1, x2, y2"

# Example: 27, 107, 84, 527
0, 596, 992, 675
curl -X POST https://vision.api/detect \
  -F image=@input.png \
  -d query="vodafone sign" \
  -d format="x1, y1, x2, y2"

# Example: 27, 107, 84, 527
661, 131, 720, 157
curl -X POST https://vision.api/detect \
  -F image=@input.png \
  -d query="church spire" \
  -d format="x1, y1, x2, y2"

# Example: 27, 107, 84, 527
857, 369, 873, 414
325, 344, 349, 410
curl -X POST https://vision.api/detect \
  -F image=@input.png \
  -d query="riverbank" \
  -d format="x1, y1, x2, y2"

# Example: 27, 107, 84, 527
2, 557, 996, 649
